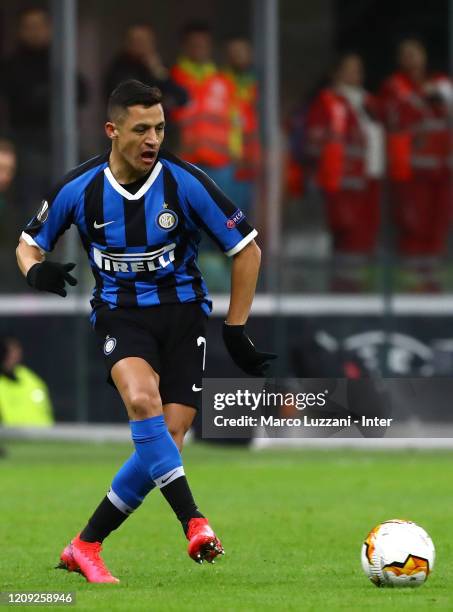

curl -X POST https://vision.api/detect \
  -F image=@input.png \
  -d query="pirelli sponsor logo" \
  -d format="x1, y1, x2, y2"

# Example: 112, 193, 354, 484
93, 243, 176, 273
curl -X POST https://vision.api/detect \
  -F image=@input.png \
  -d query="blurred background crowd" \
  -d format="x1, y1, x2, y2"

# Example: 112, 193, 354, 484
0, 0, 453, 424
0, 0, 451, 295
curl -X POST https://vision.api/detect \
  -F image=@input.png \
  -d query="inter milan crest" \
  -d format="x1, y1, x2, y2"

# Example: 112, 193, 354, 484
103, 335, 117, 355
36, 200, 49, 223
156, 209, 178, 231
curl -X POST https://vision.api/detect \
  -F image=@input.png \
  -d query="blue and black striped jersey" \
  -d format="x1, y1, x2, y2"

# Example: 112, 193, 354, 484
21, 150, 257, 317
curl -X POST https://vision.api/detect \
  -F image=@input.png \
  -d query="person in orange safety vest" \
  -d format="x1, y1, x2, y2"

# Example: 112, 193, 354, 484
305, 53, 385, 291
222, 38, 261, 219
171, 23, 238, 195
379, 38, 453, 291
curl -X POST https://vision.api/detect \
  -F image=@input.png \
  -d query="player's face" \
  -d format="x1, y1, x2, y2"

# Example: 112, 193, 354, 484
111, 104, 165, 173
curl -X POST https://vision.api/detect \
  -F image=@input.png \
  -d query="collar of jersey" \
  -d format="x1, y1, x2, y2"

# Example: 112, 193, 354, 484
104, 161, 162, 200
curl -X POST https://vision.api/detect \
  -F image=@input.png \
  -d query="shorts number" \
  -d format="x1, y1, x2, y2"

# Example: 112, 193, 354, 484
197, 336, 206, 371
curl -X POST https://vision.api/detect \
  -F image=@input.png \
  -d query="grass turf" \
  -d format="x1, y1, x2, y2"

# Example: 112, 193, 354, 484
0, 441, 452, 611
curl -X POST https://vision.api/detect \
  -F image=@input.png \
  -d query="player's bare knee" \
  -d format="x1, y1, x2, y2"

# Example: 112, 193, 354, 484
167, 424, 186, 449
127, 389, 162, 419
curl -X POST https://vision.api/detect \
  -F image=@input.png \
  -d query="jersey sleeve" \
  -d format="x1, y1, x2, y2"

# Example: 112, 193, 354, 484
182, 166, 258, 256
20, 181, 78, 252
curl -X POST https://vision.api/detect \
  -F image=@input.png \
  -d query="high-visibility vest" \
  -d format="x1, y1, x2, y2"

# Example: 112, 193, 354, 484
306, 89, 370, 193
222, 69, 261, 181
379, 72, 453, 180
171, 59, 236, 168
0, 365, 54, 427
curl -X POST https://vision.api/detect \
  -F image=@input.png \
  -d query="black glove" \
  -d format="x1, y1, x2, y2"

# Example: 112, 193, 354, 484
222, 323, 277, 376
26, 261, 77, 297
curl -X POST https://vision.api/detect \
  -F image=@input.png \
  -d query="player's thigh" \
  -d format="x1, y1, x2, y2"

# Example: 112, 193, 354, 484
112, 357, 163, 420
163, 402, 197, 450
158, 303, 208, 412
94, 306, 162, 419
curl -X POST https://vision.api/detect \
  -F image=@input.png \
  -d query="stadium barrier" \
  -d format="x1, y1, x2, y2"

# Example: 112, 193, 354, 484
2, 293, 453, 449
2, 425, 453, 449
4, 293, 453, 315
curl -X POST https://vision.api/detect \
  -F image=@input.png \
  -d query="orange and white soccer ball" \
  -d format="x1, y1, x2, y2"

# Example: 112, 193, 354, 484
361, 519, 435, 587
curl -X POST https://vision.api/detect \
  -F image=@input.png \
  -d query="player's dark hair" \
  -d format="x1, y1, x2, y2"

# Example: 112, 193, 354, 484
107, 80, 162, 121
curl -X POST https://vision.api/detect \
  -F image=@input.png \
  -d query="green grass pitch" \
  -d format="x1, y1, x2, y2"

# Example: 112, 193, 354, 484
1, 441, 452, 611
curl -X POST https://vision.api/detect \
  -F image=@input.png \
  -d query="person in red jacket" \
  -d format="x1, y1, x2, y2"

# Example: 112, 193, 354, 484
380, 39, 453, 291
306, 53, 384, 291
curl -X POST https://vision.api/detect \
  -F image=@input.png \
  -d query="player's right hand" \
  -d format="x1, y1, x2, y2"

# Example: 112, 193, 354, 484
222, 323, 277, 376
26, 261, 78, 297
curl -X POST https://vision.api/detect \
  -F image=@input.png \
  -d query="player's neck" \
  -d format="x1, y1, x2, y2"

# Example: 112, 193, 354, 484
108, 150, 152, 185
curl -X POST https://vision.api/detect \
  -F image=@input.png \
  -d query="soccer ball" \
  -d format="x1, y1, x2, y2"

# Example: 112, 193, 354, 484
361, 519, 435, 587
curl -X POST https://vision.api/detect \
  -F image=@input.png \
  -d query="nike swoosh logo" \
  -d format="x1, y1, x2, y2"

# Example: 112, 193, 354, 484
192, 384, 203, 392
161, 470, 178, 484
94, 220, 115, 229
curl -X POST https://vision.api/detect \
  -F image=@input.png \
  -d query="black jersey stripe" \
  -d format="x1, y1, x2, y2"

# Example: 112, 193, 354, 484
123, 195, 148, 246
186, 258, 205, 300
78, 229, 105, 306
91, 264, 106, 305
115, 192, 144, 308
83, 170, 107, 244
117, 282, 138, 308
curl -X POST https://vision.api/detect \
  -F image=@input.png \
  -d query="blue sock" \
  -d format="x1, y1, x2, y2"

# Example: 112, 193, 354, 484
107, 415, 201, 530
109, 452, 156, 513
130, 415, 184, 484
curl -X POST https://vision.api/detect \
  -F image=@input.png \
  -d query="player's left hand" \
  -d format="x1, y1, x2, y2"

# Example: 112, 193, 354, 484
26, 261, 78, 297
222, 323, 277, 376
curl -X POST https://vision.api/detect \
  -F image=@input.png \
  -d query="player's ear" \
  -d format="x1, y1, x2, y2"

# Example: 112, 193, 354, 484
105, 121, 119, 140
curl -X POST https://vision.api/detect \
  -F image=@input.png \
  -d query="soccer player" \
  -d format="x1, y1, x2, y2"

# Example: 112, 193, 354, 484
16, 80, 275, 583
